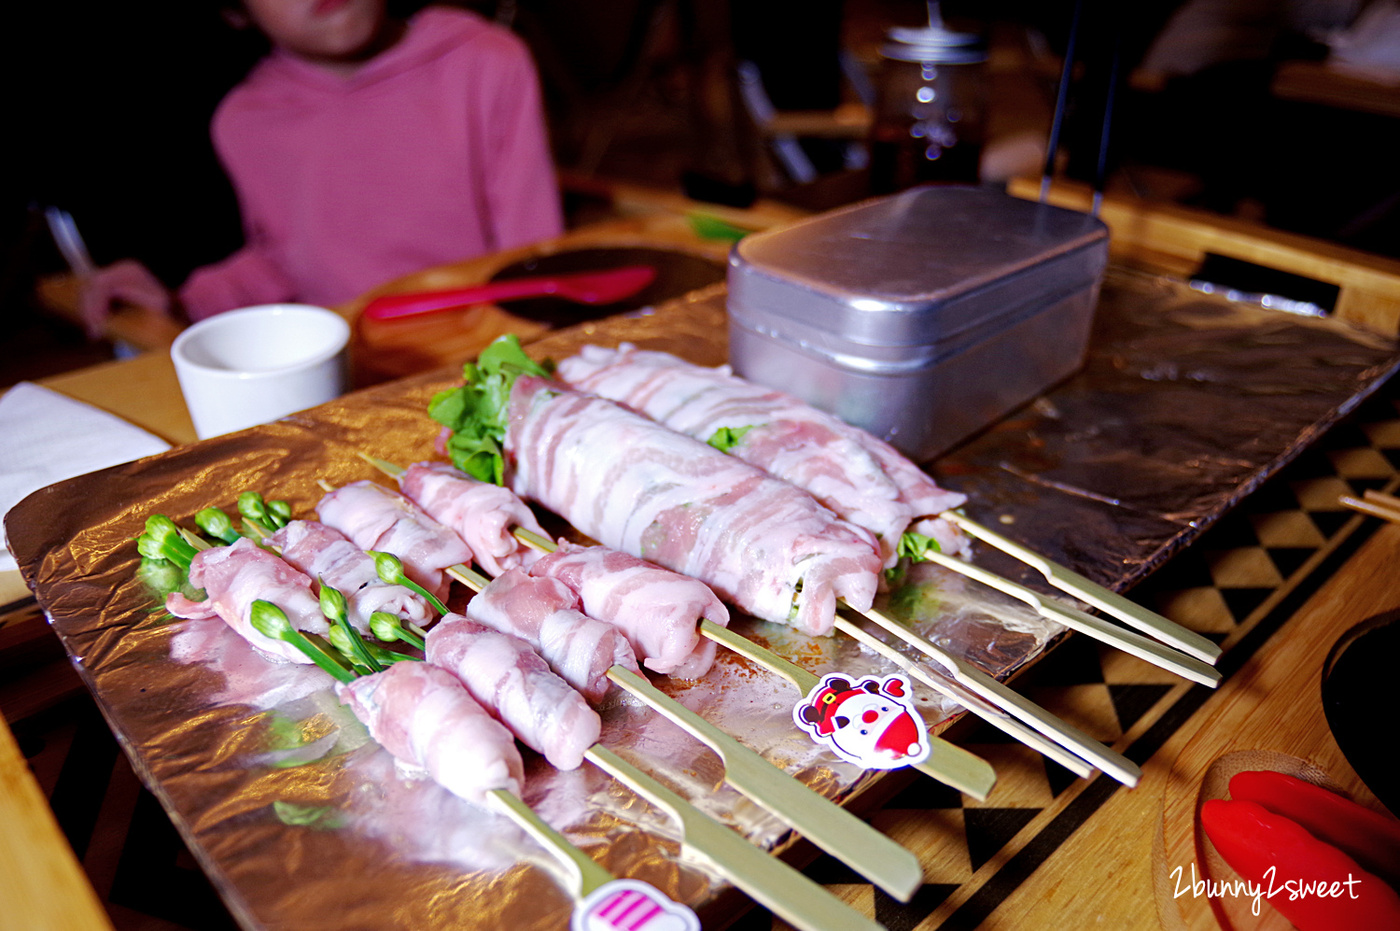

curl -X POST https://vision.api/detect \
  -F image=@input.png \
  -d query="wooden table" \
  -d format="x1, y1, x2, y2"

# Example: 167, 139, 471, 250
1270, 60, 1400, 121
6, 191, 1400, 930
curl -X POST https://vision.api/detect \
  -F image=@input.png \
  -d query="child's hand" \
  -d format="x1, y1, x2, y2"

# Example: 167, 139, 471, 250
80, 259, 174, 339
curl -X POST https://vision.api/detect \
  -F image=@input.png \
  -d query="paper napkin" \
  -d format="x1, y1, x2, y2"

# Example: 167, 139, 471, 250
1, 382, 171, 574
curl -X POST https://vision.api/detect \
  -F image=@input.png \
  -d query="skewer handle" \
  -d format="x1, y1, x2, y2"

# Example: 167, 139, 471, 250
605, 665, 925, 901
1362, 488, 1400, 511
941, 511, 1222, 664
830, 617, 1094, 779
360, 453, 407, 479
583, 745, 884, 931
922, 551, 1220, 688
489, 789, 614, 898
697, 622, 998, 799
842, 607, 1140, 786
1341, 495, 1400, 524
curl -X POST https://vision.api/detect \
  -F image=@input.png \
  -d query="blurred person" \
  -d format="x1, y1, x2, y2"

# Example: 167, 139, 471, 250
81, 0, 563, 336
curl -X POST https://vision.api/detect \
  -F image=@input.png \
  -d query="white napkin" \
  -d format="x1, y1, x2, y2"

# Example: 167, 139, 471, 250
1, 382, 171, 574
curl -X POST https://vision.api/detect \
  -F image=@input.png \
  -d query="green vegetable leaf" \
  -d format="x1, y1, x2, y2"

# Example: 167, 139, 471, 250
707, 424, 756, 453
897, 531, 941, 561
444, 432, 505, 485
427, 335, 553, 486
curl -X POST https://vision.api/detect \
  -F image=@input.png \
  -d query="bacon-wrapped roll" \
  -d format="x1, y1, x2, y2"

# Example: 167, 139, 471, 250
466, 568, 637, 703
269, 520, 434, 631
505, 375, 882, 636
166, 537, 326, 664
316, 480, 473, 602
557, 344, 969, 565
399, 461, 548, 577
426, 614, 600, 770
530, 541, 729, 679
336, 661, 525, 805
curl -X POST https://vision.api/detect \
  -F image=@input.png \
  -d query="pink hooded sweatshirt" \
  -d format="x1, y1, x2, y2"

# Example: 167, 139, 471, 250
179, 7, 563, 320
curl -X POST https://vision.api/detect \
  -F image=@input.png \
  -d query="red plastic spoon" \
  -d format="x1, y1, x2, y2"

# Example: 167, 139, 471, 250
362, 265, 657, 321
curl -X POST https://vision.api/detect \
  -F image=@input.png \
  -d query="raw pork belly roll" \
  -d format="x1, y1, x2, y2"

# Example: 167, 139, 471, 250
505, 375, 882, 636
530, 540, 729, 679
467, 568, 637, 703
336, 660, 525, 805
269, 520, 433, 631
166, 538, 326, 664
557, 343, 970, 565
426, 614, 600, 770
399, 461, 548, 577
316, 480, 473, 601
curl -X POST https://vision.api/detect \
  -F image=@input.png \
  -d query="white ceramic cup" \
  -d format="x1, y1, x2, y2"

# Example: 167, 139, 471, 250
171, 304, 351, 439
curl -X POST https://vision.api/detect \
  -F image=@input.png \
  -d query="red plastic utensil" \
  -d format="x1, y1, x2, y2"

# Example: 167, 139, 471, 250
362, 265, 657, 321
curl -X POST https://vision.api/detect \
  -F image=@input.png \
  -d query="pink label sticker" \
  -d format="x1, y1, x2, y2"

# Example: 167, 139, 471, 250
573, 879, 699, 931
792, 672, 932, 769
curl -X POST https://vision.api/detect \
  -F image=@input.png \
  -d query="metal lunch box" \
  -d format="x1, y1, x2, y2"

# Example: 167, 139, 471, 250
726, 185, 1110, 462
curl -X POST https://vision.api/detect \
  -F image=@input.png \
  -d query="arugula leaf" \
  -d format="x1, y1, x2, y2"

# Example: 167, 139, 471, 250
707, 424, 756, 453
428, 335, 553, 484
897, 531, 941, 561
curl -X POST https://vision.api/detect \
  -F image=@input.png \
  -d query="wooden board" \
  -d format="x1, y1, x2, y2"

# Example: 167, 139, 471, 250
1155, 523, 1400, 930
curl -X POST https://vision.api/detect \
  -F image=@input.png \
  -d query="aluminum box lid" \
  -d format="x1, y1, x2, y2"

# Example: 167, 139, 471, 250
728, 186, 1109, 350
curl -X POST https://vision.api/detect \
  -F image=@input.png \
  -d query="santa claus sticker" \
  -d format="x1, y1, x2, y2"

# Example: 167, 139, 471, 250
793, 672, 932, 769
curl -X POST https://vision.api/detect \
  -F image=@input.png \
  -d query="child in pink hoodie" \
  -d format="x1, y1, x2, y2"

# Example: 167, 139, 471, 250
82, 0, 563, 332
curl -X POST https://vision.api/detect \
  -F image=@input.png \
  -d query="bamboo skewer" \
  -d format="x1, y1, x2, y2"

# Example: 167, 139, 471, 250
488, 789, 615, 898
820, 618, 1096, 779
939, 511, 1223, 665
698, 617, 1093, 779
1363, 488, 1400, 510
921, 550, 1221, 688
1342, 491, 1400, 524
840, 602, 1142, 787
583, 745, 883, 931
444, 563, 925, 901
695, 619, 1021, 789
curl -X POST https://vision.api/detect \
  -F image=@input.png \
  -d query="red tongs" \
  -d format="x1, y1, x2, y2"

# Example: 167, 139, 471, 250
362, 265, 657, 321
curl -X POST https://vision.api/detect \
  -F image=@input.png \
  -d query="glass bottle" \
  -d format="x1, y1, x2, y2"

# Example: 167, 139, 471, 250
868, 2, 987, 194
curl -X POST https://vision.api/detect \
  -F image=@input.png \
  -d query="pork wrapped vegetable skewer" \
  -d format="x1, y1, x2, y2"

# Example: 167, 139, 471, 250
503, 373, 882, 635
269, 519, 434, 633
429, 338, 884, 636
557, 343, 970, 565
166, 537, 329, 664
336, 654, 527, 804
398, 460, 549, 576
316, 480, 472, 601
557, 345, 1222, 665
528, 540, 728, 679
146, 518, 640, 912
464, 567, 638, 704
426, 613, 601, 771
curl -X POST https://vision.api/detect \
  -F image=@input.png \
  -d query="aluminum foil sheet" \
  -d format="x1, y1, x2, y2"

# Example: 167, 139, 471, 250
8, 271, 1399, 930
